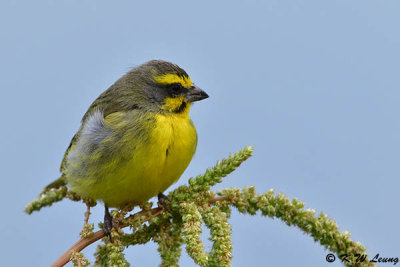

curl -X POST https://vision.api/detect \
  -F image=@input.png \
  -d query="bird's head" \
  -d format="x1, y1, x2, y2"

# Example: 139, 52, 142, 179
126, 60, 209, 114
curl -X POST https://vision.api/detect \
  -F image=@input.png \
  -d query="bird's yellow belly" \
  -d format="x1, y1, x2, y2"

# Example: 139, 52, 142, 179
75, 112, 197, 207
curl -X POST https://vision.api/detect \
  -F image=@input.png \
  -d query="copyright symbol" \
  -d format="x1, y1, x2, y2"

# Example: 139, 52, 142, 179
326, 253, 336, 263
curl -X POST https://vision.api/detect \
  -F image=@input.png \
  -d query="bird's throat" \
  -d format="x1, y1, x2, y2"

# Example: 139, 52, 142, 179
162, 96, 191, 114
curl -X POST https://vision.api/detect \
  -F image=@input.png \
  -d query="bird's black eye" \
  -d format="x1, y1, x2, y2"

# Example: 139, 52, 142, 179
168, 83, 184, 95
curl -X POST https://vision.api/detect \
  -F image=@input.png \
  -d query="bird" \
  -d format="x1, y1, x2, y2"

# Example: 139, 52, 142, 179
43, 60, 209, 236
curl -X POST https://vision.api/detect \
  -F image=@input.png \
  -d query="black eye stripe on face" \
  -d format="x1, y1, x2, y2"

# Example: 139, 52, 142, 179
167, 83, 185, 95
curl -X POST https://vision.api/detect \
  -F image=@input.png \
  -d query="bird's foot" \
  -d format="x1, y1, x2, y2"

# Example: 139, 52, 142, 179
103, 205, 116, 242
157, 193, 171, 209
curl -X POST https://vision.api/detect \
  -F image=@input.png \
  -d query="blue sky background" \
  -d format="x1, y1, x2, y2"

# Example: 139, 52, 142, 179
1, 1, 399, 266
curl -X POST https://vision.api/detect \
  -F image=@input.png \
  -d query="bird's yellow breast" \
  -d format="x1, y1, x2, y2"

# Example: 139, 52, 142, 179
149, 110, 198, 192
106, 110, 197, 206
66, 106, 197, 207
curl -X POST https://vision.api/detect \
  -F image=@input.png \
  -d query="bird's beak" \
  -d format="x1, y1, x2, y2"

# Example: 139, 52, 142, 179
185, 85, 209, 103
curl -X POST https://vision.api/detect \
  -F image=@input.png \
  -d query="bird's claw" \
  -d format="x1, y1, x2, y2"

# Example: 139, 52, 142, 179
157, 193, 171, 209
103, 205, 116, 242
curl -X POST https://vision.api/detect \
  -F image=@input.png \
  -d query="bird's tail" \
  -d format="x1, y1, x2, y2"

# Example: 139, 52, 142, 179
42, 176, 67, 193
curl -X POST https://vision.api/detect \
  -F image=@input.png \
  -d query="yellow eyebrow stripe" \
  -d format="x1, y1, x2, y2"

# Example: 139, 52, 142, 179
154, 74, 193, 88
